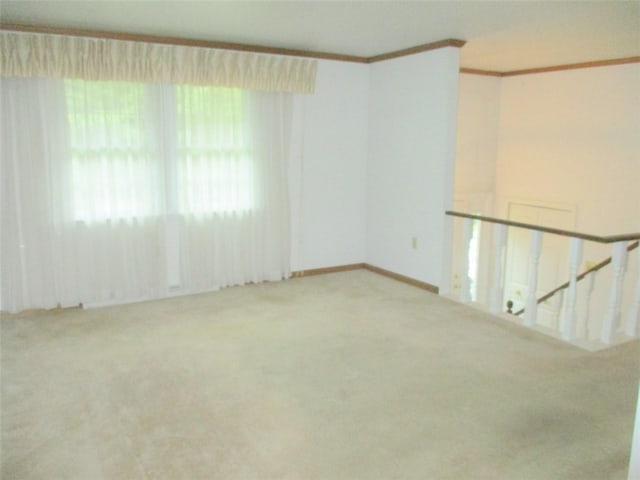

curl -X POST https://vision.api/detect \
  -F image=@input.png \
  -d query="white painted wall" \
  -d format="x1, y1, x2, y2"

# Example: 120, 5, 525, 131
495, 63, 640, 235
289, 60, 369, 271
454, 74, 501, 200
456, 63, 640, 232
452, 74, 502, 302
366, 48, 461, 288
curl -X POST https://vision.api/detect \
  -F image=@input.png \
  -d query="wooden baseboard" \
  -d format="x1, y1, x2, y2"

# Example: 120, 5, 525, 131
291, 263, 365, 278
363, 264, 439, 293
291, 262, 439, 294
4, 263, 438, 316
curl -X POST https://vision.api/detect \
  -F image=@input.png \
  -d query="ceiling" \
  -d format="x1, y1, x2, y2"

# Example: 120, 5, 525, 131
1, 1, 639, 72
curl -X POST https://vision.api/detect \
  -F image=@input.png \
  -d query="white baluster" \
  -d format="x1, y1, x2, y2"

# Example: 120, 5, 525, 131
490, 224, 507, 315
601, 241, 629, 344
562, 237, 584, 341
552, 290, 564, 333
524, 230, 543, 327
625, 245, 640, 337
459, 218, 473, 303
582, 271, 596, 340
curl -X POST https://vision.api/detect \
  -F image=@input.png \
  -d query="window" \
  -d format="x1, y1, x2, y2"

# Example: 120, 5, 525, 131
65, 79, 157, 222
176, 86, 252, 215
64, 80, 251, 223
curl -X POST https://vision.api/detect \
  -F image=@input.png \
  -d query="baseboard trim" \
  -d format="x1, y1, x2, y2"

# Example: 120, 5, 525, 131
5, 263, 438, 315
291, 263, 365, 278
363, 264, 439, 294
291, 262, 439, 294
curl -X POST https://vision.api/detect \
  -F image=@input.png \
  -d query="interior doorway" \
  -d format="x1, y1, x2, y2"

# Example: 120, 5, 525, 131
502, 201, 576, 329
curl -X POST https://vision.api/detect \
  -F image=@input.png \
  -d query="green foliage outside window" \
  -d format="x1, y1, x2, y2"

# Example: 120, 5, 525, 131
64, 80, 251, 221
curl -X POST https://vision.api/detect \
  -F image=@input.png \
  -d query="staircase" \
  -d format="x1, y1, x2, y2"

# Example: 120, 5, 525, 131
446, 210, 640, 351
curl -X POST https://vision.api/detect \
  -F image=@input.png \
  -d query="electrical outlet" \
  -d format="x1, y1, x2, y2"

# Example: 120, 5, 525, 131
411, 236, 417, 249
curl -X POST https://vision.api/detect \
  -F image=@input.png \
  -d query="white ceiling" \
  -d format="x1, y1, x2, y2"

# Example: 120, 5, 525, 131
1, 1, 639, 72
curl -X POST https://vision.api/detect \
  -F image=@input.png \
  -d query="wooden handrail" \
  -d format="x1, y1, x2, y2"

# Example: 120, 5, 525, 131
446, 211, 640, 243
512, 240, 639, 316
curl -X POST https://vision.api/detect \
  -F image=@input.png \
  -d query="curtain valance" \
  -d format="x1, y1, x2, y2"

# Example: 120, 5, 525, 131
0, 31, 317, 93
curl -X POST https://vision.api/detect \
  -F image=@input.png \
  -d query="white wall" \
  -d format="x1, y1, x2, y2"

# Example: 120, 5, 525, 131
291, 51, 463, 285
366, 48, 461, 288
456, 63, 640, 233
495, 63, 640, 235
289, 60, 369, 271
450, 73, 503, 302
454, 74, 501, 199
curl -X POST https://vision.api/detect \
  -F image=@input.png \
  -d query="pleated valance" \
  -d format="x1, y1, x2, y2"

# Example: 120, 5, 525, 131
0, 31, 317, 93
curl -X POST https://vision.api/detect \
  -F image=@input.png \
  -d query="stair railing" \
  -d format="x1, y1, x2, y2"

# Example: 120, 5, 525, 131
513, 240, 639, 316
446, 210, 640, 349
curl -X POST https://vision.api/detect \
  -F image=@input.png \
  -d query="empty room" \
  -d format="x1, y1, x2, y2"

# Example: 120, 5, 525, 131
1, 1, 640, 479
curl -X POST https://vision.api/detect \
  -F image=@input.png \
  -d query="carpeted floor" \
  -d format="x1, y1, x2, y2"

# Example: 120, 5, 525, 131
1, 269, 639, 479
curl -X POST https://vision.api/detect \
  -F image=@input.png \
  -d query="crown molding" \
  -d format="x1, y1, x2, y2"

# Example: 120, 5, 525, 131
0, 23, 464, 65
501, 56, 640, 76
4, 23, 635, 73
461, 56, 640, 77
459, 67, 502, 77
0, 23, 368, 63
367, 39, 466, 63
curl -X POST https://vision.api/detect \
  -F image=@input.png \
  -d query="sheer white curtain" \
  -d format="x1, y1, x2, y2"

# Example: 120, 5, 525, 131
1, 77, 167, 312
1, 77, 292, 313
2, 77, 73, 312
63, 80, 168, 305
175, 86, 292, 292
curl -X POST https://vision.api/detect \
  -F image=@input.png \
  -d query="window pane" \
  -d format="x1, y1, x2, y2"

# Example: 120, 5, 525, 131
176, 86, 252, 214
65, 79, 157, 222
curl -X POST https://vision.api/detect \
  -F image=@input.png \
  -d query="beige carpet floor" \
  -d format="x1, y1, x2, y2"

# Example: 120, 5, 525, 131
1, 270, 639, 479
